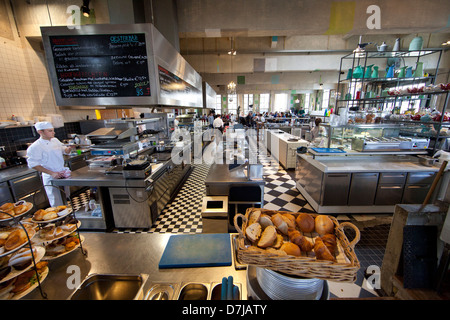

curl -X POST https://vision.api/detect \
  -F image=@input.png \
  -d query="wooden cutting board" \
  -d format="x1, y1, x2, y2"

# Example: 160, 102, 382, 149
159, 234, 232, 269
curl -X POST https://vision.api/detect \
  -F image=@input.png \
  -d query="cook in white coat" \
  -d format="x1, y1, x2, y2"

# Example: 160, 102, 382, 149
27, 122, 74, 207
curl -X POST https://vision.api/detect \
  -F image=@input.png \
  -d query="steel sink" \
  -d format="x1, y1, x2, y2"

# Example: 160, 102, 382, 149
69, 274, 148, 300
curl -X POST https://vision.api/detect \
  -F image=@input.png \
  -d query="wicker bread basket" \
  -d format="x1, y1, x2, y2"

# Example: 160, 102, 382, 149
233, 208, 361, 283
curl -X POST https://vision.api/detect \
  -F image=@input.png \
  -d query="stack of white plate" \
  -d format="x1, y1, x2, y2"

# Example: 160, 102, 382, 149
256, 268, 324, 300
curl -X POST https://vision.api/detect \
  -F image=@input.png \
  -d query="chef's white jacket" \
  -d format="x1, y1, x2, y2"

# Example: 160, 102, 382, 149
27, 137, 69, 207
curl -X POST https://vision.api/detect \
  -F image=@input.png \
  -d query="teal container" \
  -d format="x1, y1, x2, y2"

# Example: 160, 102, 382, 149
371, 66, 379, 78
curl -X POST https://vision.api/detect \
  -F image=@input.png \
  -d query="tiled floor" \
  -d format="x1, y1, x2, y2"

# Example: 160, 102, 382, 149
112, 143, 392, 298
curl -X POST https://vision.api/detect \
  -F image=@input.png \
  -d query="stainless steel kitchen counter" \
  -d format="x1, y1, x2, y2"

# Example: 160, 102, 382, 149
51, 163, 166, 188
0, 165, 36, 183
205, 164, 265, 185
25, 232, 248, 300
298, 153, 442, 173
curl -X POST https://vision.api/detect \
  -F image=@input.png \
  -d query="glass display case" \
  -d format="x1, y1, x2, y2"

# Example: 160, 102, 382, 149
321, 123, 441, 152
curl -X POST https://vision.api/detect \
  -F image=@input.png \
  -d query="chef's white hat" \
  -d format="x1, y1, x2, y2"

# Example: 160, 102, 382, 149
35, 121, 53, 131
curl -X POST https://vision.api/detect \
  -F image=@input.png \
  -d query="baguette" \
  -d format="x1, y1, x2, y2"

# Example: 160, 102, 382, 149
248, 210, 261, 226
271, 213, 288, 235
257, 225, 277, 248
259, 214, 273, 230
281, 214, 296, 229
245, 223, 261, 242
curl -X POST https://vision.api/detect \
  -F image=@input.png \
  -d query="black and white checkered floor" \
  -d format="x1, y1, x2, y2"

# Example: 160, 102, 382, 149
112, 148, 391, 299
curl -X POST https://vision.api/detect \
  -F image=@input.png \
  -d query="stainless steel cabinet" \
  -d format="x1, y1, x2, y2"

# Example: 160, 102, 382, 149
295, 157, 323, 204
9, 172, 42, 199
402, 172, 436, 204
375, 184, 404, 205
0, 182, 13, 204
321, 173, 351, 206
375, 172, 406, 205
348, 173, 379, 205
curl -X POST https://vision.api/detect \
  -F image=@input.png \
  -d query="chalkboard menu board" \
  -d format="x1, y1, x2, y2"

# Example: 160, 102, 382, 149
158, 65, 201, 104
49, 33, 151, 99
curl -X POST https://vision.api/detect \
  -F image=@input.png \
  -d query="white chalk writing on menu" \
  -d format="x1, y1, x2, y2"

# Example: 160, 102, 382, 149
49, 34, 151, 98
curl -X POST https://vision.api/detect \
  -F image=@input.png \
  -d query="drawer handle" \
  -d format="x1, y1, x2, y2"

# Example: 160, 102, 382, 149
379, 186, 403, 189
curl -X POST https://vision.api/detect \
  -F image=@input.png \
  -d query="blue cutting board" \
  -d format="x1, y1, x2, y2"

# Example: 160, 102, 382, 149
159, 234, 232, 269
311, 147, 346, 154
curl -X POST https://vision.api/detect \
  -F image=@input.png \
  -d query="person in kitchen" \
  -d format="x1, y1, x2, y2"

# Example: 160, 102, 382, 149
310, 117, 327, 143
213, 114, 224, 133
27, 122, 74, 207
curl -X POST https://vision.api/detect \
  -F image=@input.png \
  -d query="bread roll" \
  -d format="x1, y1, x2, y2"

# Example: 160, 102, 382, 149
315, 215, 334, 235
271, 213, 288, 235
280, 242, 301, 257
314, 238, 336, 262
245, 223, 261, 242
296, 213, 315, 233
257, 225, 277, 248
248, 210, 261, 226
281, 214, 296, 229
259, 214, 273, 230
288, 228, 313, 252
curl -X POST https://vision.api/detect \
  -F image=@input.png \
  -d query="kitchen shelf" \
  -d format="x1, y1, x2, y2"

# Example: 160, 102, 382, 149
336, 48, 449, 155
340, 50, 439, 59
339, 76, 434, 84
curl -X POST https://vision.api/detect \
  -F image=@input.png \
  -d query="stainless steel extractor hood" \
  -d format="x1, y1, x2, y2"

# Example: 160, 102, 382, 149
41, 24, 203, 109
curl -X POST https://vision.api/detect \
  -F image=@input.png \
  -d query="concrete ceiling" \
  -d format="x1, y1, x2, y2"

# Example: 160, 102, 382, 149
175, 0, 450, 93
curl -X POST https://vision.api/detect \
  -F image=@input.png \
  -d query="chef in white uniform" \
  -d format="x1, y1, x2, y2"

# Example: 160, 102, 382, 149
27, 122, 74, 207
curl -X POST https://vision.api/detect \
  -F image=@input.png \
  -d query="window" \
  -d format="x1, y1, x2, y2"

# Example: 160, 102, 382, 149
305, 93, 310, 113
243, 94, 254, 115
215, 95, 222, 114
273, 93, 288, 113
259, 93, 270, 113
322, 90, 330, 109
227, 94, 237, 115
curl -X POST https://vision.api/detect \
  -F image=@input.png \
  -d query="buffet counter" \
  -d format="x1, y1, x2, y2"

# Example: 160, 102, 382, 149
265, 130, 308, 169
25, 232, 248, 300
295, 153, 446, 214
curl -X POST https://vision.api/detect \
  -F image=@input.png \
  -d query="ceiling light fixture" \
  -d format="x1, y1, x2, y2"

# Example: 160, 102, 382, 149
227, 37, 237, 96
227, 37, 237, 55
81, 0, 90, 17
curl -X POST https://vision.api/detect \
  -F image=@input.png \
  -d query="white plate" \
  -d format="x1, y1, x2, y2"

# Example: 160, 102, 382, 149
0, 228, 36, 258
0, 202, 34, 222
0, 246, 46, 284
31, 207, 73, 224
11, 266, 49, 300
42, 235, 84, 261
32, 221, 81, 245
